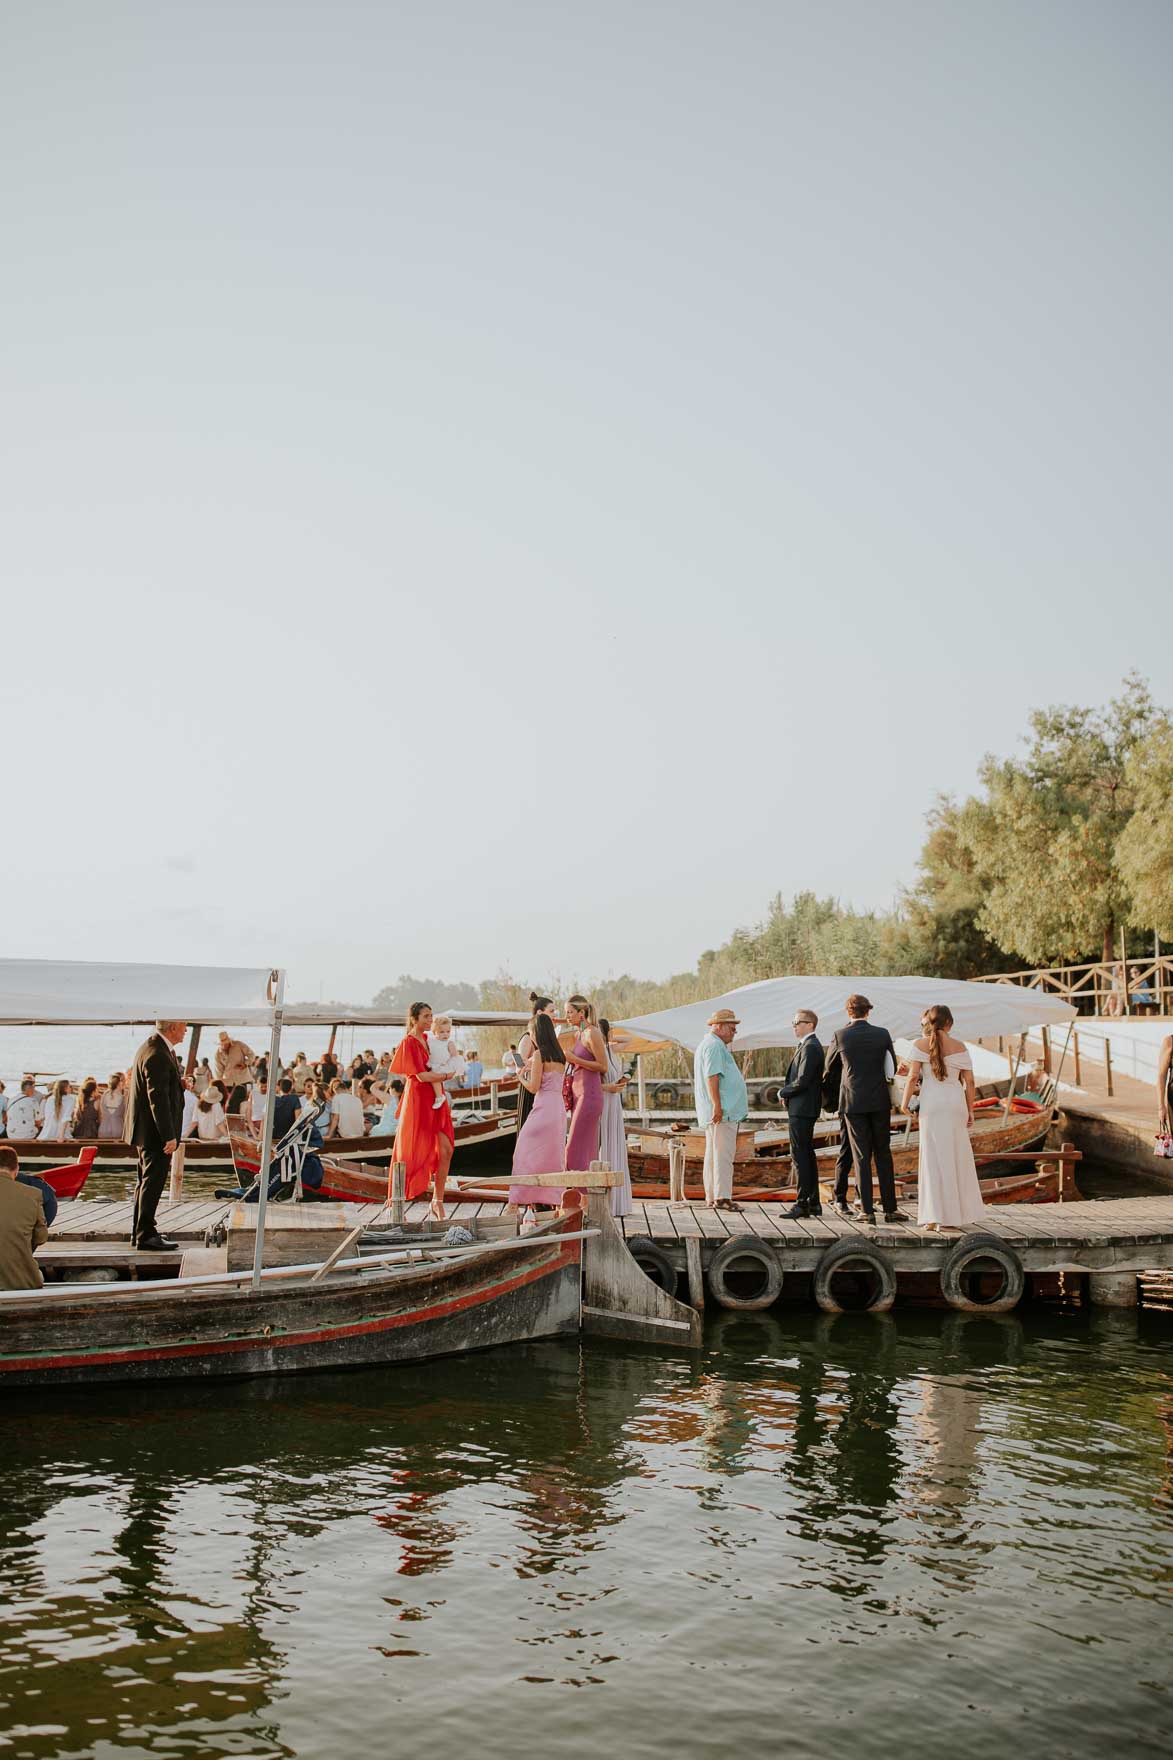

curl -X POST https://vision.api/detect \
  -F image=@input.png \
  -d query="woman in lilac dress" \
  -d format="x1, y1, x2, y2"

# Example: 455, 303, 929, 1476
561, 994, 607, 1213
507, 1011, 568, 1213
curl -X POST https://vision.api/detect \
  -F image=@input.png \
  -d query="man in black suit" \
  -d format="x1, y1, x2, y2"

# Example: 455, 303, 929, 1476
125, 1020, 187, 1251
780, 1009, 824, 1218
823, 994, 907, 1224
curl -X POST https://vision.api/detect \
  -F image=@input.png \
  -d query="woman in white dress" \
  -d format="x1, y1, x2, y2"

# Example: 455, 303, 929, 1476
39, 1079, 75, 1141
598, 1020, 633, 1218
901, 1005, 985, 1232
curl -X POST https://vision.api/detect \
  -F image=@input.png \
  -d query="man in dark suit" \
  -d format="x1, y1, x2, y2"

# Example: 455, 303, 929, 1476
823, 994, 907, 1223
780, 1009, 824, 1218
125, 1020, 186, 1250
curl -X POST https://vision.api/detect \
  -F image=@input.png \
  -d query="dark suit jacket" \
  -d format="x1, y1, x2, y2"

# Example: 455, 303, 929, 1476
125, 1034, 184, 1151
824, 1020, 897, 1115
779, 1034, 824, 1119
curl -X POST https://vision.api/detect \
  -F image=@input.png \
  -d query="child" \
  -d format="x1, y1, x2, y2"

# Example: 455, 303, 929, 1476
426, 1015, 466, 1110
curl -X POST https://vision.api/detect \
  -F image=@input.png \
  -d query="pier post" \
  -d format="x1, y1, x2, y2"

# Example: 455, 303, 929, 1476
1073, 1032, 1081, 1087
1087, 1270, 1137, 1308
391, 1161, 406, 1226
489, 1080, 499, 1113
169, 1143, 185, 1202
636, 1056, 647, 1119
1104, 1037, 1113, 1097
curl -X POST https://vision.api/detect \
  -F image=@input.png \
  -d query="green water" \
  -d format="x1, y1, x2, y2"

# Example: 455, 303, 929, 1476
3, 1310, 1172, 1759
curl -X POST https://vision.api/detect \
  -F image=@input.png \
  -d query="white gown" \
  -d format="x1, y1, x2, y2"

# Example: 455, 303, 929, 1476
908, 1047, 985, 1228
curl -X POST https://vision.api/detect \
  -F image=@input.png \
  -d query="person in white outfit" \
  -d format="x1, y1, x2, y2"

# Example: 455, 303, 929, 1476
39, 1080, 75, 1141
426, 1016, 466, 1111
901, 1004, 985, 1232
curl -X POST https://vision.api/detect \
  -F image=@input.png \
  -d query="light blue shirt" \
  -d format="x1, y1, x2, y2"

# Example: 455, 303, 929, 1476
693, 1032, 749, 1127
463, 1060, 484, 1088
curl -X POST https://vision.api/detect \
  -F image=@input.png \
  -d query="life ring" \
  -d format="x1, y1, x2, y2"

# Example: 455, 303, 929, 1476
626, 1236, 679, 1300
940, 1232, 1025, 1313
812, 1238, 897, 1314
707, 1235, 783, 1311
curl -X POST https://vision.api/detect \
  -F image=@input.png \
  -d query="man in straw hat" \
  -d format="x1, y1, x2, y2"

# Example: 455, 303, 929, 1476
693, 1008, 748, 1212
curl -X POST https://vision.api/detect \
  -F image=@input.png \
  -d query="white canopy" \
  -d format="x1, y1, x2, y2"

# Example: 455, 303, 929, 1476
280, 1005, 530, 1030
616, 975, 1076, 1053
0, 959, 282, 1028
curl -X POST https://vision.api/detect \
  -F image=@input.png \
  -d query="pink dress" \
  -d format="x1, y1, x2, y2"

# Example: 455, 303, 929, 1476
565, 1033, 603, 1172
508, 1066, 567, 1205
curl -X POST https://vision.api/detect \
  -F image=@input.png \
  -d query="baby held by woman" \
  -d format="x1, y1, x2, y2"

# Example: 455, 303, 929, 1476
427, 1016, 466, 1109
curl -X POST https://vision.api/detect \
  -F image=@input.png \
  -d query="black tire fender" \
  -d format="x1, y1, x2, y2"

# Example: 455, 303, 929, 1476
626, 1235, 679, 1300
812, 1237, 897, 1314
707, 1234, 784, 1311
940, 1232, 1024, 1314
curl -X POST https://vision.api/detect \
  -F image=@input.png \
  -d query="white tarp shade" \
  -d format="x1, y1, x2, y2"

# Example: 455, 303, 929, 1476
616, 975, 1076, 1053
0, 959, 280, 1028
280, 1005, 531, 1029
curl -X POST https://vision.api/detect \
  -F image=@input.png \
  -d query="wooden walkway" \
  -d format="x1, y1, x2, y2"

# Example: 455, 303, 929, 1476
48, 1196, 515, 1241
618, 1195, 1173, 1273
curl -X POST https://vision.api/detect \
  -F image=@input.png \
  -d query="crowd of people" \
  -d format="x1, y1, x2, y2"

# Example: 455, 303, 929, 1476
0, 1025, 496, 1147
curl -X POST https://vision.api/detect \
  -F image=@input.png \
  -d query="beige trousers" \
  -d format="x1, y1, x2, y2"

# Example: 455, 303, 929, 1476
703, 1119, 737, 1203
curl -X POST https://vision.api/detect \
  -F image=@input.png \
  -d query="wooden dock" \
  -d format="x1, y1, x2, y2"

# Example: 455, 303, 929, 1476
47, 1195, 516, 1242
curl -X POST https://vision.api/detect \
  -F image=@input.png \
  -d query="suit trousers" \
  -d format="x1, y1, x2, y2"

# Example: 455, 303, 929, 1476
833, 1124, 853, 1201
843, 1110, 896, 1216
788, 1115, 820, 1208
133, 1144, 170, 1244
703, 1120, 737, 1203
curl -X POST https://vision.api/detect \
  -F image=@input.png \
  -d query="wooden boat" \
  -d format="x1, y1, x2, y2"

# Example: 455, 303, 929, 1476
13, 1105, 517, 1172
624, 1103, 1053, 1198
0, 1215, 583, 1391
38, 1147, 97, 1200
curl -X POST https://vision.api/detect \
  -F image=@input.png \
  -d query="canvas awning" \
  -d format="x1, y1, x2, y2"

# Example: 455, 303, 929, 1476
0, 959, 282, 1028
616, 975, 1076, 1054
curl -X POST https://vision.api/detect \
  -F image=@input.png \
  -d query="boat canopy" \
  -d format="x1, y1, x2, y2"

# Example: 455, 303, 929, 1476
0, 959, 283, 1028
616, 975, 1077, 1053
0, 959, 531, 1032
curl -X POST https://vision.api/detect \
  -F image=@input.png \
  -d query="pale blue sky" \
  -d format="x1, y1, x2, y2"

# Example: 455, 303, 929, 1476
2, 1, 1170, 1001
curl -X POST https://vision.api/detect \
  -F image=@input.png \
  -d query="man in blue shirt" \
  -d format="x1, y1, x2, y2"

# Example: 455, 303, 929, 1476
463, 1052, 484, 1090
693, 1008, 748, 1210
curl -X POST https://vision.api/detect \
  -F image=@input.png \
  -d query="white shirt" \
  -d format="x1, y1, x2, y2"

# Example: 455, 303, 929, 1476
6, 1095, 41, 1140
251, 1087, 269, 1123
182, 1091, 199, 1136
193, 1101, 226, 1141
329, 1092, 365, 1138
427, 1033, 465, 1080
39, 1096, 76, 1140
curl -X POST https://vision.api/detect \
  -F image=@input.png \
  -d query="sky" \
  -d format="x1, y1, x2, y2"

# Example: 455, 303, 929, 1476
3, 0, 1171, 1004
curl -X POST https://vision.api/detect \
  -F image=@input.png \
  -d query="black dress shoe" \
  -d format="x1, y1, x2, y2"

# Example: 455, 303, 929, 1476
808, 1203, 823, 1216
855, 1209, 877, 1225
784, 1202, 810, 1220
883, 1209, 909, 1223
136, 1234, 178, 1252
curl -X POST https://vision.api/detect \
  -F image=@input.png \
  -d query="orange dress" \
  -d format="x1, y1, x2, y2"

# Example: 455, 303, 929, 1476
390, 1035, 455, 1200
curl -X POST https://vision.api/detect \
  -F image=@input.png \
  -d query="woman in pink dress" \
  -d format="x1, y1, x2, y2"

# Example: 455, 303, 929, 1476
561, 993, 607, 1214
508, 1012, 568, 1214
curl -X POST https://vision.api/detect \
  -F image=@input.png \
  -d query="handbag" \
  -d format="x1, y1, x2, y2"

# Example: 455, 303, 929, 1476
562, 1067, 576, 1113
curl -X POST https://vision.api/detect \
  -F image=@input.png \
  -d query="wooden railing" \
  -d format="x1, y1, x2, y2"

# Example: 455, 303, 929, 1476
977, 956, 1173, 1016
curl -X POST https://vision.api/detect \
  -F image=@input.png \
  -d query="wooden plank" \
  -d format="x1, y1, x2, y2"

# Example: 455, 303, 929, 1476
643, 1201, 679, 1239
685, 1237, 705, 1310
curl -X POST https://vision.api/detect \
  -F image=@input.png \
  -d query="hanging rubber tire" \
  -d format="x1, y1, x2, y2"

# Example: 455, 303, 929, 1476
940, 1232, 1025, 1314
758, 1082, 783, 1109
626, 1236, 679, 1299
707, 1235, 783, 1311
652, 1085, 677, 1111
812, 1238, 897, 1314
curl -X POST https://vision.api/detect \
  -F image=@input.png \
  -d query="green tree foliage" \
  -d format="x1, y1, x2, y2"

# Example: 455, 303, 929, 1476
371, 974, 481, 1012
901, 797, 1008, 977
1117, 724, 1173, 939
955, 673, 1165, 964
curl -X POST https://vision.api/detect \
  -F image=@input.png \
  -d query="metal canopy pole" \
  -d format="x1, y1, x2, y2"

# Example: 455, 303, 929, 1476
250, 969, 286, 1292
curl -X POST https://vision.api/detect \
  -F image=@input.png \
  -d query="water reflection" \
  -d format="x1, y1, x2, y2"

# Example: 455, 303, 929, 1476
2, 1311, 1172, 1760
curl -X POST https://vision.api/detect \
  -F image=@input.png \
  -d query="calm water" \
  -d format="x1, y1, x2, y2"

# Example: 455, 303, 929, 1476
3, 1311, 1173, 1760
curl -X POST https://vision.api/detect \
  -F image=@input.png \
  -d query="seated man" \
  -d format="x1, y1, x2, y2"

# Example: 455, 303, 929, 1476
462, 1051, 484, 1089
0, 1145, 49, 1289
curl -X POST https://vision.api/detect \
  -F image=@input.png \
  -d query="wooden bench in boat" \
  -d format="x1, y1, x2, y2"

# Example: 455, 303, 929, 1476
36, 1241, 182, 1277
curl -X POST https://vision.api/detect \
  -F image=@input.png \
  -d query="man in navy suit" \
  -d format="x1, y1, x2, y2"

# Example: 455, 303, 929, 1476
779, 1009, 824, 1218
823, 994, 908, 1223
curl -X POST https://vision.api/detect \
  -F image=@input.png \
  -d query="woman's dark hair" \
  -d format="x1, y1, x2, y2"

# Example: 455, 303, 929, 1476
407, 1001, 431, 1030
528, 992, 553, 1013
599, 1018, 611, 1043
198, 1094, 215, 1113
532, 1012, 566, 1066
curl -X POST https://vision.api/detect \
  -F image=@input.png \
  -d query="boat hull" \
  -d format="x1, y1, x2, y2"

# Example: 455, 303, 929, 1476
0, 1227, 581, 1391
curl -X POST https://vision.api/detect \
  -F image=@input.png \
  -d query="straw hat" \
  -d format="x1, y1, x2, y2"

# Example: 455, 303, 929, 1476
707, 1008, 741, 1026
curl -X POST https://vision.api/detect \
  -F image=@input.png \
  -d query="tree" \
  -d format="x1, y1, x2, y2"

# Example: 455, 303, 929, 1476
1117, 724, 1173, 938
370, 974, 481, 1012
902, 797, 1008, 976
957, 673, 1165, 964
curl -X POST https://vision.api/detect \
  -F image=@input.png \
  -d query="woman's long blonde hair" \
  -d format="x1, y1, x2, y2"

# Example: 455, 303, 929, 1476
923, 1005, 953, 1082
566, 993, 597, 1026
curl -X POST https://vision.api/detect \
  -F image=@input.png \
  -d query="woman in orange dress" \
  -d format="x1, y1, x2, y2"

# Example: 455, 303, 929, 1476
389, 1002, 455, 1219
